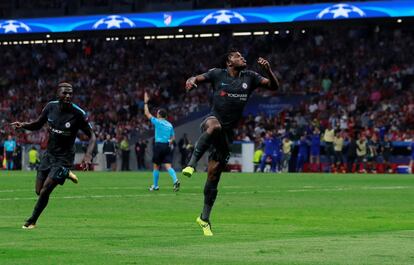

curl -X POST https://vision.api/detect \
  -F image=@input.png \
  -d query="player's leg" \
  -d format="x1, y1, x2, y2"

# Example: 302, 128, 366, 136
35, 170, 49, 195
196, 159, 223, 236
197, 129, 230, 236
150, 163, 160, 191
183, 117, 222, 177
202, 160, 222, 220
23, 176, 58, 229
23, 167, 65, 229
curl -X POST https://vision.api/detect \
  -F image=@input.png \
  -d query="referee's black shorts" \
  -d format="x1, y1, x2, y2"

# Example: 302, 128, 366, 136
152, 142, 173, 165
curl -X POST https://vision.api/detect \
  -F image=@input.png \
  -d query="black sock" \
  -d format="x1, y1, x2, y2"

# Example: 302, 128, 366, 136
27, 191, 51, 224
201, 204, 213, 221
27, 179, 56, 224
201, 177, 220, 221
188, 132, 214, 168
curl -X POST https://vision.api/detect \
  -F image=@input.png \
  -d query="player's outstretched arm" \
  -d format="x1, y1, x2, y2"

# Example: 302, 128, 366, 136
143, 91, 153, 119
10, 110, 48, 131
185, 74, 207, 92
257, 57, 279, 91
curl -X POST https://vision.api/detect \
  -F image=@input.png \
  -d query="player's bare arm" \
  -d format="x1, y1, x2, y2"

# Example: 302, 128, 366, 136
185, 74, 207, 92
11, 112, 47, 131
257, 57, 279, 91
143, 91, 153, 119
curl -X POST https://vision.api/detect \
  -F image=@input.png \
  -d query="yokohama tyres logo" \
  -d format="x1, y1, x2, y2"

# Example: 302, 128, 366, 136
219, 90, 248, 101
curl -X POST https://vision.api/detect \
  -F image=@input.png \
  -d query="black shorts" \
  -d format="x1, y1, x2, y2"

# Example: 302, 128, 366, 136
201, 116, 233, 164
5, 151, 13, 160
152, 143, 173, 165
37, 151, 74, 185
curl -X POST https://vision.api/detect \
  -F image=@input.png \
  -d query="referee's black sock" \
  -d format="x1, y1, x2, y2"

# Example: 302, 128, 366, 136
188, 132, 214, 168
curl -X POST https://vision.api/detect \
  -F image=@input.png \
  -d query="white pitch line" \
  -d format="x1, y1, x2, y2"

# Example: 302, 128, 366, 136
0, 193, 197, 201
0, 186, 412, 201
1, 185, 411, 193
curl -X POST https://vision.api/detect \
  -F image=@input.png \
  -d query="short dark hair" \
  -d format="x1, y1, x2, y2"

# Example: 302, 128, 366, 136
58, 82, 72, 90
221, 48, 240, 68
158, 108, 167, 118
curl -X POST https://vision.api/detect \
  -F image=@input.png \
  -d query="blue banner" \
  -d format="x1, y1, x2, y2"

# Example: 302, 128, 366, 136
0, 1, 412, 34
243, 95, 310, 116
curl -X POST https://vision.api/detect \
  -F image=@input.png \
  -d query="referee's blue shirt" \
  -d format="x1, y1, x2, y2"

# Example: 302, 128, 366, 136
4, 140, 16, 152
150, 117, 174, 143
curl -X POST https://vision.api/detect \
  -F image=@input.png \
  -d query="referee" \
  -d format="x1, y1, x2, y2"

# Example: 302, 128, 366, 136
144, 92, 180, 192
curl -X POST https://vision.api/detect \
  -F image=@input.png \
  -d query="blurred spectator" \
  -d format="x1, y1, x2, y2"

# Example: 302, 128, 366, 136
346, 133, 357, 173
323, 124, 335, 169
253, 146, 263, 172
333, 130, 345, 173
178, 134, 190, 170
367, 134, 380, 173
309, 127, 321, 172
135, 139, 147, 170
103, 134, 117, 171
28, 146, 40, 170
295, 134, 308, 172
120, 135, 130, 171
3, 135, 16, 170
356, 134, 368, 173
380, 135, 393, 173
281, 136, 293, 172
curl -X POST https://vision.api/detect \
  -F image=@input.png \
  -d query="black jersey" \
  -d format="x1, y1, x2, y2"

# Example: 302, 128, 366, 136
26, 101, 92, 157
202, 68, 265, 129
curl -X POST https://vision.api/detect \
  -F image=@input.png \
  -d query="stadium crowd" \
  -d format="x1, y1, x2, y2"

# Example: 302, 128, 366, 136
234, 27, 413, 139
0, 26, 413, 171
0, 37, 215, 146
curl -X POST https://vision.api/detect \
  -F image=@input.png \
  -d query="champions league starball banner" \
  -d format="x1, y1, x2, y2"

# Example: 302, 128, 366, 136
0, 1, 412, 34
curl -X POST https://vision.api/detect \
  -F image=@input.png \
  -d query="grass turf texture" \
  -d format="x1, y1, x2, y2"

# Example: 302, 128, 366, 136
0, 171, 413, 265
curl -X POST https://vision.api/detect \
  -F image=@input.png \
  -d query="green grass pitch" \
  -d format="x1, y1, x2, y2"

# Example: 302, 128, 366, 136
0, 171, 414, 265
